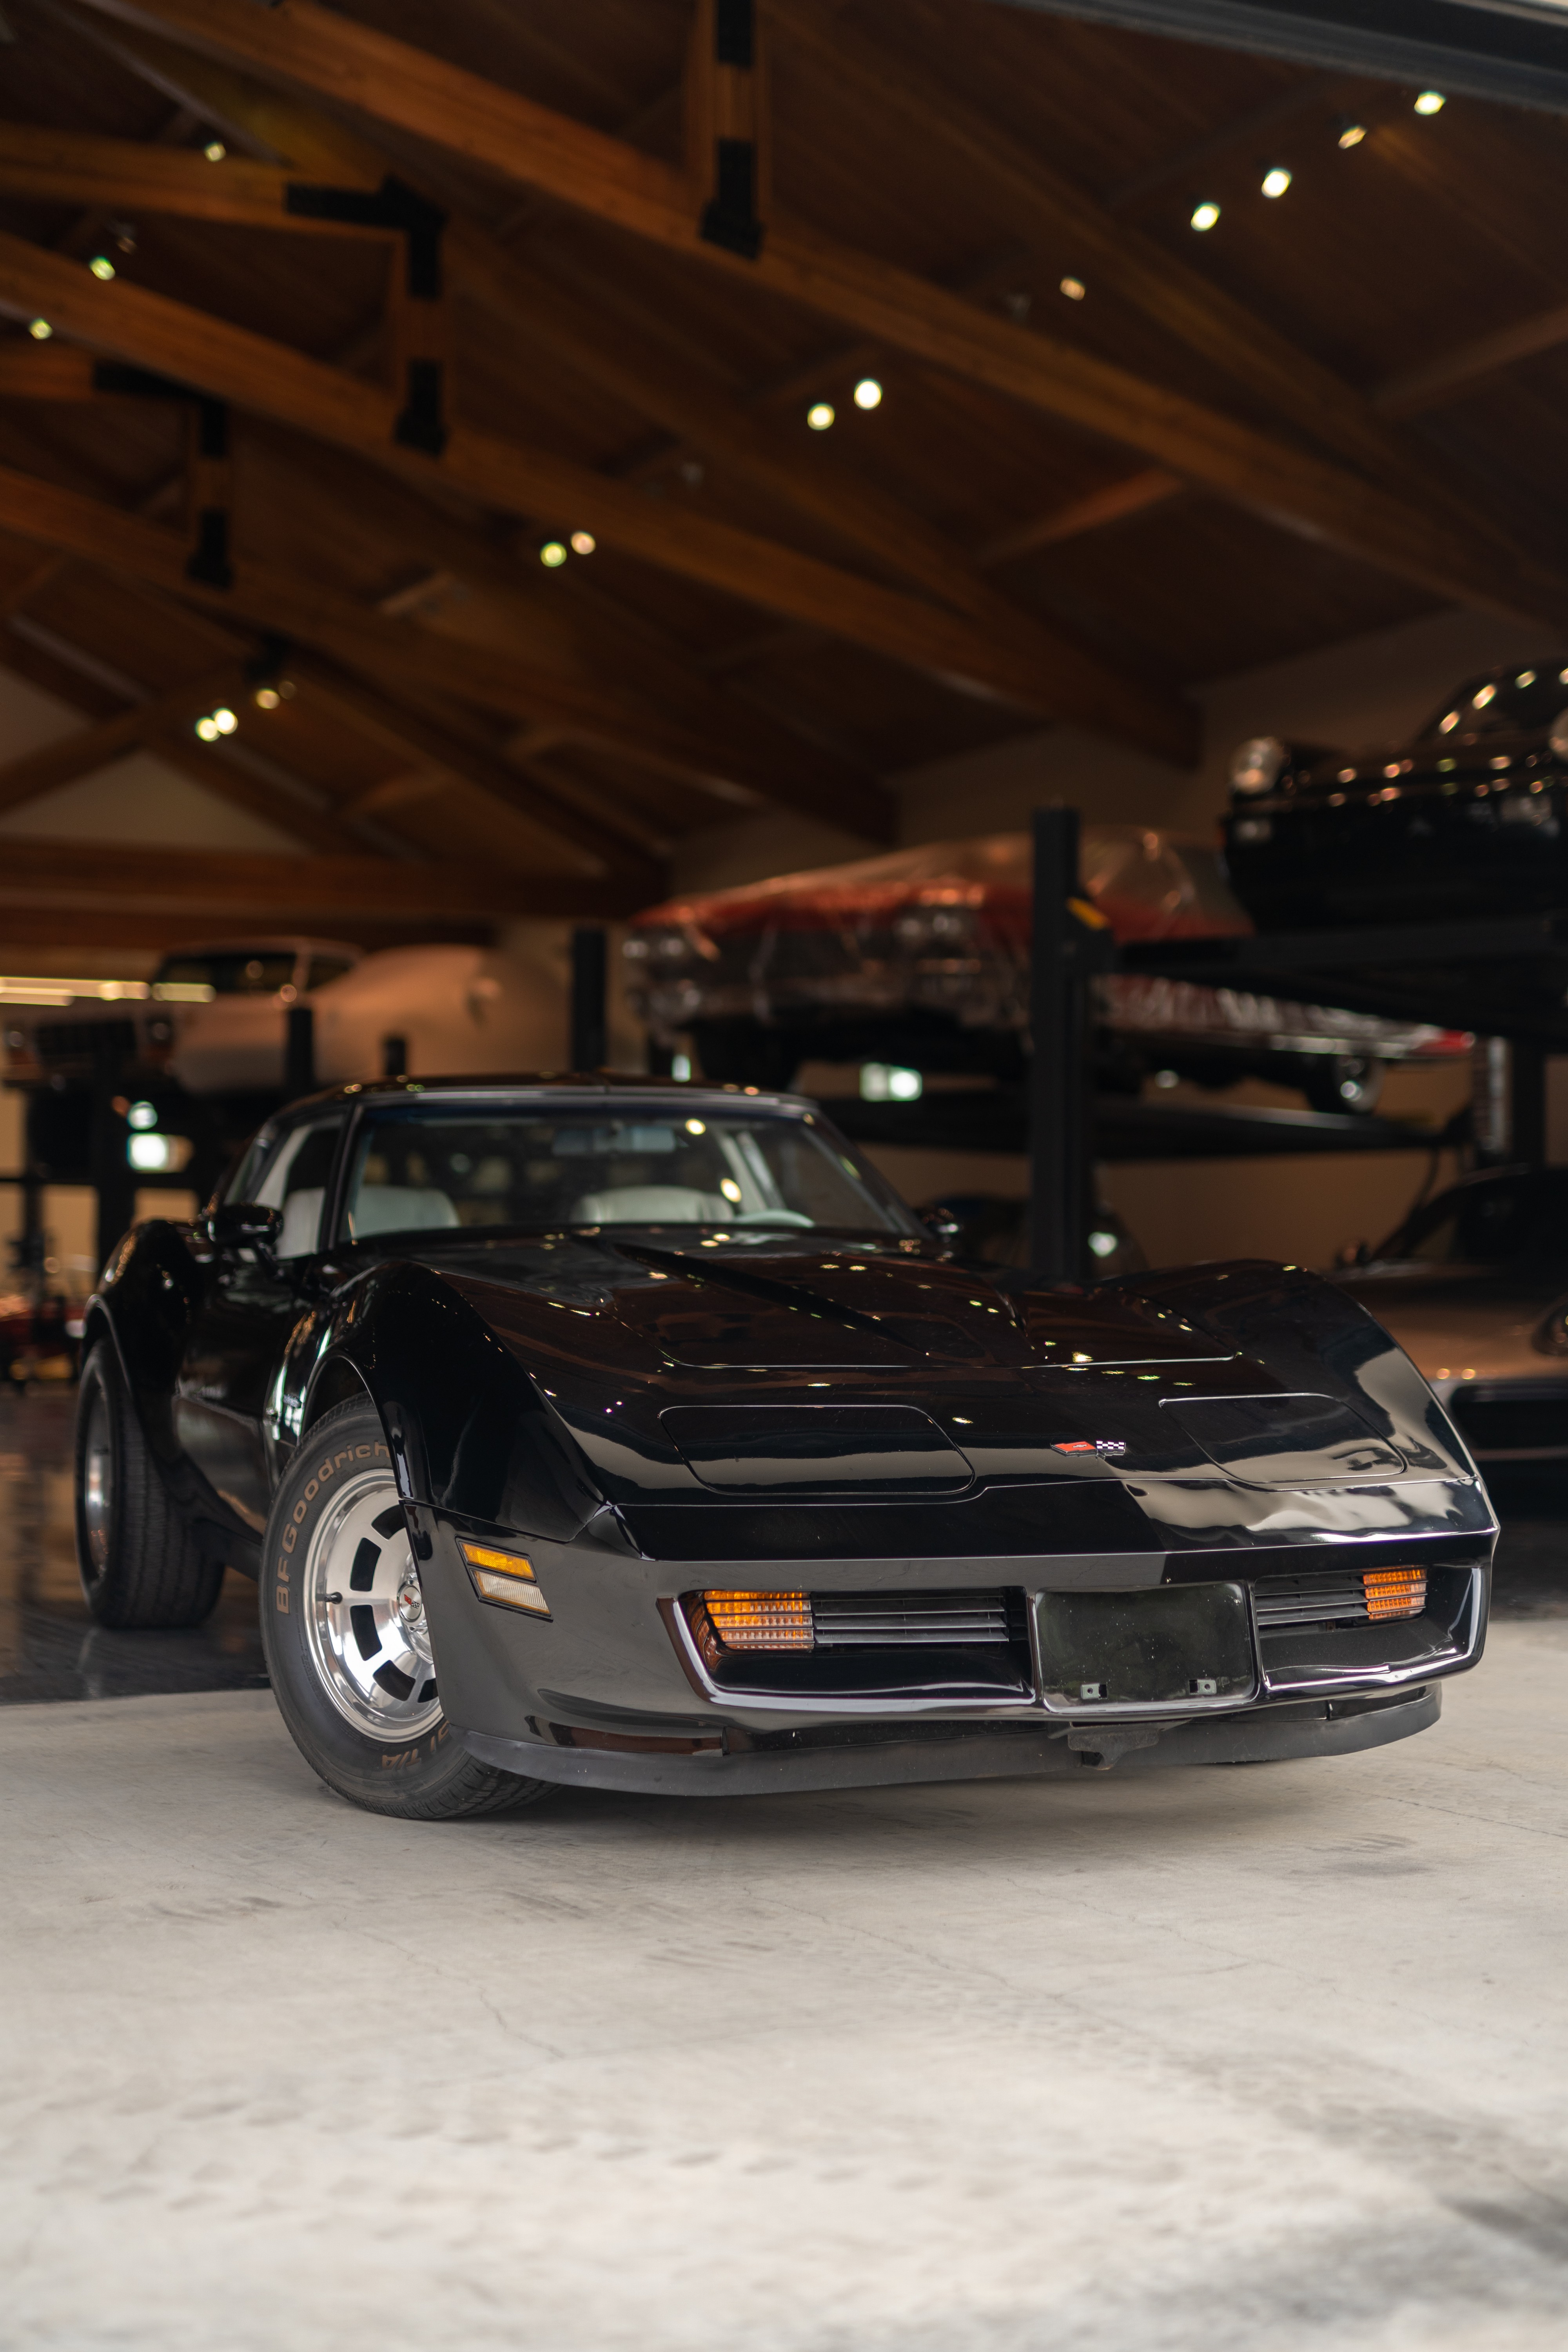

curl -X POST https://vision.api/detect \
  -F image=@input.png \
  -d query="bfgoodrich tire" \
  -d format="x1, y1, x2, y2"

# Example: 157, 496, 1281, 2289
74, 1338, 223, 1629
260, 1398, 550, 1820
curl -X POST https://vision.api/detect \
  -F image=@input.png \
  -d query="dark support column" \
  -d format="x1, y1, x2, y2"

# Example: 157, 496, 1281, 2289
89, 1046, 135, 1276
1511, 1038, 1547, 1168
381, 1035, 408, 1079
571, 926, 609, 1072
1029, 806, 1093, 1286
285, 1005, 316, 1099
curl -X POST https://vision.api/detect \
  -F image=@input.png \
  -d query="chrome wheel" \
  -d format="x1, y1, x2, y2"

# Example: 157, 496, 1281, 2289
80, 1378, 113, 1577
301, 1470, 441, 1739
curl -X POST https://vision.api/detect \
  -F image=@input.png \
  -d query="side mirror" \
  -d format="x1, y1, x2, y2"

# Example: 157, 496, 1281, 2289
920, 1208, 964, 1241
201, 1201, 283, 1253
1334, 1239, 1370, 1269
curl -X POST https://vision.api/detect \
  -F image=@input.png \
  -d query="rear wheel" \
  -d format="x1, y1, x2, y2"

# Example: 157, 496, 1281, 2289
260, 1398, 550, 1819
74, 1338, 222, 1628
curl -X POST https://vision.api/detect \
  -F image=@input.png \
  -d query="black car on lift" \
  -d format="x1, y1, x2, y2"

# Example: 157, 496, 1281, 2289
76, 1076, 1493, 1819
1221, 659, 1568, 929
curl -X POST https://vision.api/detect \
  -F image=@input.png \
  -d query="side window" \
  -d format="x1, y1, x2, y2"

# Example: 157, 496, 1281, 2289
254, 1116, 346, 1259
224, 1129, 277, 1207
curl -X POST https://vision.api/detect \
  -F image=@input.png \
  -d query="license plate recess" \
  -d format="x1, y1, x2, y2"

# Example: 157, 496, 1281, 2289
1034, 1583, 1258, 1713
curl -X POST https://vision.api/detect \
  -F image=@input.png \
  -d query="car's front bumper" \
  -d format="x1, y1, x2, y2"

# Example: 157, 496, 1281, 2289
414, 1501, 1488, 1797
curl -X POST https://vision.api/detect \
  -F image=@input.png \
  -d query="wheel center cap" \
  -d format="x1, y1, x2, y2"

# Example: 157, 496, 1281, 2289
396, 1578, 424, 1625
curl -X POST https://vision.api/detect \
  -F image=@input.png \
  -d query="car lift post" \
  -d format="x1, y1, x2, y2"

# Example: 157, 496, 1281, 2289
285, 1005, 316, 1100
1029, 807, 1096, 1285
571, 927, 608, 1072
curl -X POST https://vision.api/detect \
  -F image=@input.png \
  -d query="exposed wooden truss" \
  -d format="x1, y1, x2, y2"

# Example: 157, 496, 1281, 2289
64, 0, 1568, 633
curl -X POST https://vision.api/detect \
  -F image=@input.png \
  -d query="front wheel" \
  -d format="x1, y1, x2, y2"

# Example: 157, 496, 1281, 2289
260, 1398, 550, 1819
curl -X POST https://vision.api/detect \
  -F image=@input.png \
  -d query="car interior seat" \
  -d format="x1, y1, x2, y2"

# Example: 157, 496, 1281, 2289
276, 1187, 325, 1259
348, 1184, 461, 1238
570, 1185, 731, 1223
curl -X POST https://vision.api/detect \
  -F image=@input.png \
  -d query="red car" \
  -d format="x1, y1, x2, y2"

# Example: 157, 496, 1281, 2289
626, 827, 1467, 1114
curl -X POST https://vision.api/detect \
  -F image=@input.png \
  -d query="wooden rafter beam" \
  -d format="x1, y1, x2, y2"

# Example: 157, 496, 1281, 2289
139, 726, 367, 856
7, 97, 1170, 779
0, 227, 1194, 766
0, 655, 243, 812
1374, 302, 1568, 419
0, 123, 383, 221
0, 452, 845, 842
0, 836, 648, 920
65, 0, 1568, 635
0, 907, 494, 952
977, 470, 1185, 567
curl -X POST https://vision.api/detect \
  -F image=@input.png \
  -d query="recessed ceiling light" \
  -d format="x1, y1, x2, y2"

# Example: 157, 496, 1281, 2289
1337, 122, 1366, 149
539, 541, 568, 567
1414, 90, 1445, 116
1058, 276, 1086, 301
569, 530, 595, 554
1261, 165, 1292, 198
203, 140, 227, 162
27, 318, 51, 339
852, 377, 882, 408
87, 255, 115, 281
1190, 200, 1220, 232
807, 401, 835, 430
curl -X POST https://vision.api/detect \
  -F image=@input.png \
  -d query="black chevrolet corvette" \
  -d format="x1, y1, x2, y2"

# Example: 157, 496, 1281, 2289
76, 1076, 1494, 1817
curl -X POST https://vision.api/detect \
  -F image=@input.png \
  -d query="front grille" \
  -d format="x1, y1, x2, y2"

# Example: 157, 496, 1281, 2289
1449, 1384, 1568, 1458
811, 1590, 1012, 1646
1252, 1566, 1425, 1632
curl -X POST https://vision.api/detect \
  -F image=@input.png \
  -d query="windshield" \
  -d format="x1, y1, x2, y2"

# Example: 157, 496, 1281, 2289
1377, 1171, 1568, 1265
154, 950, 296, 995
339, 1102, 920, 1241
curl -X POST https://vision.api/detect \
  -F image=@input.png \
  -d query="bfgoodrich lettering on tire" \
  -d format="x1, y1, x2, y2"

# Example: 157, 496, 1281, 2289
261, 1398, 548, 1820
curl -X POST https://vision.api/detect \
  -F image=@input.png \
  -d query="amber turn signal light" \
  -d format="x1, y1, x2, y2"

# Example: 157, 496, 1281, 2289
699, 1590, 813, 1651
461, 1539, 550, 1616
1363, 1567, 1426, 1621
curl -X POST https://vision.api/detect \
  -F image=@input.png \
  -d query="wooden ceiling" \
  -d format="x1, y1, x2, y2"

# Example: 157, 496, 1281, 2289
0, 0, 1565, 949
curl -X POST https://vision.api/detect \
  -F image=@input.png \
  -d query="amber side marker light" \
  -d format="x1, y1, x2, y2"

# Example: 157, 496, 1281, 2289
700, 1590, 813, 1651
461, 1540, 550, 1616
1364, 1568, 1426, 1621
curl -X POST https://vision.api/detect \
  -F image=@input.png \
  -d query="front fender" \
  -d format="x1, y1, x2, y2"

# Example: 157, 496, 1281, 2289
88, 1220, 204, 1469
299, 1263, 605, 1540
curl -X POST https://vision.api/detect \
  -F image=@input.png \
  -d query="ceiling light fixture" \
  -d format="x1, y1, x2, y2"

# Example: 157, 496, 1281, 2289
807, 401, 835, 430
27, 318, 51, 339
1414, 90, 1445, 115
87, 255, 115, 281
212, 707, 237, 735
254, 686, 280, 710
203, 139, 227, 162
194, 715, 220, 741
539, 540, 568, 567
1337, 121, 1366, 149
569, 530, 595, 555
1190, 200, 1220, 232
1058, 276, 1086, 301
1261, 165, 1292, 198
853, 377, 882, 408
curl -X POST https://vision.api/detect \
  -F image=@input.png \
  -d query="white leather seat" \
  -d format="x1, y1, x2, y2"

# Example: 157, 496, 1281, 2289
570, 1185, 730, 1223
276, 1187, 325, 1260
349, 1184, 459, 1238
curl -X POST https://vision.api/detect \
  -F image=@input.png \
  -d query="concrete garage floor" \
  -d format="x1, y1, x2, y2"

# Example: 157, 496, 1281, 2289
5, 1398, 1568, 2351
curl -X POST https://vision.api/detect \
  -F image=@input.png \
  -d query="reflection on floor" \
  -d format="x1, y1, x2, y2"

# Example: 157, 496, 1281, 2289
1, 1390, 1564, 1706
0, 1392, 267, 1704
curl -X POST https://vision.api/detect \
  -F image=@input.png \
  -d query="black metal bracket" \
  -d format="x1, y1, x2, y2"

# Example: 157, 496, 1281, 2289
697, 0, 765, 260
284, 174, 450, 453
91, 362, 234, 588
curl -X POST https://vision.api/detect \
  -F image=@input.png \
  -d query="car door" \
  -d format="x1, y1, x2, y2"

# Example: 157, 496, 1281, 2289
173, 1111, 347, 1534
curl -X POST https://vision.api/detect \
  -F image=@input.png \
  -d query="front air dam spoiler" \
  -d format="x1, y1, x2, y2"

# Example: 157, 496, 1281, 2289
458, 1686, 1439, 1797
